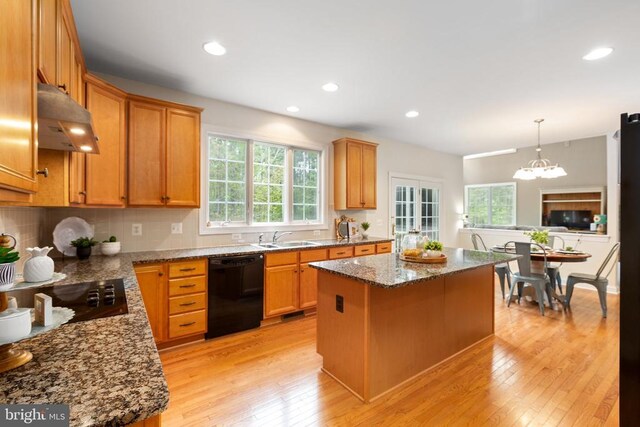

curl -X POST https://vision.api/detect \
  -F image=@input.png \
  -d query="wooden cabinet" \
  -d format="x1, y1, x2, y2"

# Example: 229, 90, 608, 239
329, 246, 354, 259
135, 263, 167, 343
333, 138, 378, 210
0, 0, 38, 202
84, 75, 127, 206
135, 258, 207, 346
299, 263, 318, 309
128, 95, 202, 208
38, 0, 57, 84
264, 264, 299, 317
376, 242, 392, 254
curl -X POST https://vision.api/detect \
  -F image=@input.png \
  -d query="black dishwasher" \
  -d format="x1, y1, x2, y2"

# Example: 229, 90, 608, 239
206, 254, 264, 339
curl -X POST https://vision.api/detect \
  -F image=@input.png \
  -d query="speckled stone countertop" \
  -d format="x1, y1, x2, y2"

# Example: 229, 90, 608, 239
309, 247, 519, 288
0, 236, 392, 426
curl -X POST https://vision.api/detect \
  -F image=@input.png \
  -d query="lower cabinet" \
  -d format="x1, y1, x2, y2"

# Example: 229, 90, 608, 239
299, 263, 318, 309
135, 258, 207, 346
264, 264, 299, 317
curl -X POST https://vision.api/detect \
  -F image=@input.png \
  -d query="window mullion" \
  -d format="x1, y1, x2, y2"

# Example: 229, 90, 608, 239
247, 140, 254, 226
285, 148, 292, 224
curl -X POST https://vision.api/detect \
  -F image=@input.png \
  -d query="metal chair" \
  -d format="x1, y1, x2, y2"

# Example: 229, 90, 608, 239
565, 242, 620, 318
547, 235, 565, 294
471, 233, 511, 299
505, 241, 554, 316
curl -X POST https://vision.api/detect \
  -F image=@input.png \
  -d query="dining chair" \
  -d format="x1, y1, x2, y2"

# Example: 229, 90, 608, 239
565, 242, 620, 318
471, 233, 511, 299
505, 241, 554, 316
547, 235, 565, 293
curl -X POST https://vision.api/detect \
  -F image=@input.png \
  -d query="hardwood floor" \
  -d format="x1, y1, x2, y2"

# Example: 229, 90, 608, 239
159, 281, 619, 426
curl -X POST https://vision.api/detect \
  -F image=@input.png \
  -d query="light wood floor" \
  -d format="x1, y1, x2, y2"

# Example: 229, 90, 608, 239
159, 282, 620, 426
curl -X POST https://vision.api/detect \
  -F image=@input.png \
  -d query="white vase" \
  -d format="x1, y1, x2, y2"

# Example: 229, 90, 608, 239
0, 261, 17, 291
23, 247, 54, 283
101, 241, 121, 256
426, 250, 443, 258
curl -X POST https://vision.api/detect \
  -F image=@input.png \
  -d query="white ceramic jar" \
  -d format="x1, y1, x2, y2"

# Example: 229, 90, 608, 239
23, 247, 55, 283
0, 308, 32, 344
101, 241, 121, 256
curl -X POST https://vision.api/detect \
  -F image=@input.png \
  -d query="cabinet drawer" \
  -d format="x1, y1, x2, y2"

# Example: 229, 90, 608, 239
169, 293, 207, 315
265, 251, 299, 267
168, 259, 207, 278
329, 246, 354, 259
354, 244, 376, 257
300, 248, 328, 263
376, 243, 392, 254
169, 310, 206, 338
168, 275, 207, 297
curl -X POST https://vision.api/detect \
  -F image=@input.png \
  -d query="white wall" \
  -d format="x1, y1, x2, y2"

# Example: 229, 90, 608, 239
35, 73, 463, 254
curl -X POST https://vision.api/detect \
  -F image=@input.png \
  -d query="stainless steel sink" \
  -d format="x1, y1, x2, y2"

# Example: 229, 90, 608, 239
252, 241, 320, 249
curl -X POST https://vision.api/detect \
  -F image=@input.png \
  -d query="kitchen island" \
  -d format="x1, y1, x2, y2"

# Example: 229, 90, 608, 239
310, 247, 518, 402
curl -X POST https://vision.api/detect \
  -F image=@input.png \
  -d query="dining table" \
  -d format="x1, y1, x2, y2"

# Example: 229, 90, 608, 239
491, 245, 592, 307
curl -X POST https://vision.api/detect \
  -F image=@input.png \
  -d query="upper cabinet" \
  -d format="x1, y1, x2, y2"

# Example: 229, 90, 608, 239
0, 0, 38, 202
333, 138, 378, 210
128, 96, 202, 208
85, 74, 127, 206
38, 0, 57, 84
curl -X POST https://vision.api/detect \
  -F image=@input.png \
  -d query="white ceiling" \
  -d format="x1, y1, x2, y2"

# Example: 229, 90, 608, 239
71, 0, 640, 155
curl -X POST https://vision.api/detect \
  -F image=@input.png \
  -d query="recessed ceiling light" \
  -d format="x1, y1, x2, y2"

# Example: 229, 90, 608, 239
286, 106, 300, 113
582, 47, 613, 61
405, 110, 419, 118
203, 41, 226, 56
69, 127, 85, 135
322, 82, 339, 92
79, 145, 93, 152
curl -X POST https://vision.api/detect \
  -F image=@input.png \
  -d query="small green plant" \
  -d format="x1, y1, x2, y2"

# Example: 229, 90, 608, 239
0, 247, 20, 264
360, 222, 370, 232
565, 246, 573, 251
70, 237, 98, 248
424, 240, 443, 251
103, 235, 117, 243
524, 230, 549, 245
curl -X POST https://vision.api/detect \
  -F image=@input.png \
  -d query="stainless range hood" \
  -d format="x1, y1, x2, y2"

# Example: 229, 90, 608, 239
37, 84, 100, 154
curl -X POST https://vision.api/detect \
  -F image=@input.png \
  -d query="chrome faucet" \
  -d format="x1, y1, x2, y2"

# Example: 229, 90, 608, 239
258, 233, 264, 245
273, 231, 293, 243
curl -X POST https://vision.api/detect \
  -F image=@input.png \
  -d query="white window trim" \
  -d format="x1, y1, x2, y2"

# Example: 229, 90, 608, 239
199, 124, 329, 235
464, 182, 517, 226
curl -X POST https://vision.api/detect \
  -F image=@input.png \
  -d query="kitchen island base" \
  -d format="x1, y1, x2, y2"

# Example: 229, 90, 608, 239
316, 265, 494, 402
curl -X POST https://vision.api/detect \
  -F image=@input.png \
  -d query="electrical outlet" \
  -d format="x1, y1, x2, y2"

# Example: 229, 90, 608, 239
231, 233, 242, 240
313, 230, 321, 236
171, 223, 183, 234
132, 223, 142, 236
336, 295, 344, 313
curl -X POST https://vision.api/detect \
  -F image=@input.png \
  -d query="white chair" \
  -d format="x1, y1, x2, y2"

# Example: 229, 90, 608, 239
565, 243, 620, 318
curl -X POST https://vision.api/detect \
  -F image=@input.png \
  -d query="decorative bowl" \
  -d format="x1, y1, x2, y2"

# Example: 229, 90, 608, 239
101, 242, 121, 256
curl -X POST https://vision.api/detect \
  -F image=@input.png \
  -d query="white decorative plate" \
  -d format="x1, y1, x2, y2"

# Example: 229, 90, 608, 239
12, 272, 67, 290
53, 217, 93, 256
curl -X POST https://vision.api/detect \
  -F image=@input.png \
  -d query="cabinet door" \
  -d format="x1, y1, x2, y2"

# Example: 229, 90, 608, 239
264, 265, 299, 317
299, 263, 317, 309
165, 108, 200, 207
69, 63, 85, 204
56, 5, 71, 94
37, 0, 56, 84
346, 142, 363, 209
0, 0, 38, 196
361, 144, 377, 208
135, 264, 168, 343
128, 100, 166, 206
85, 78, 127, 206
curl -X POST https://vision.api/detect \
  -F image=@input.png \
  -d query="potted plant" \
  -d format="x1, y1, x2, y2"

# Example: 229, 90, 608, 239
0, 246, 20, 291
101, 236, 121, 256
424, 240, 444, 258
70, 237, 98, 260
524, 230, 549, 247
360, 222, 370, 239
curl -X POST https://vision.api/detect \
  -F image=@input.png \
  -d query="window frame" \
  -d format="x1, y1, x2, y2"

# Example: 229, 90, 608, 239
464, 182, 517, 226
199, 126, 329, 235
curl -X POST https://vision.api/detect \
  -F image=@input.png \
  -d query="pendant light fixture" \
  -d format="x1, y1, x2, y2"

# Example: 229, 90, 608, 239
513, 119, 567, 180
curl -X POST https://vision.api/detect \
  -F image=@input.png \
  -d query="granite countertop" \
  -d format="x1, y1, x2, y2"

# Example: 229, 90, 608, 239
309, 247, 519, 288
0, 236, 392, 426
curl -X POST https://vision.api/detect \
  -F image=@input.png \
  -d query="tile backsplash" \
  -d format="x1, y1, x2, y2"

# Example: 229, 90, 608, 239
0, 207, 45, 268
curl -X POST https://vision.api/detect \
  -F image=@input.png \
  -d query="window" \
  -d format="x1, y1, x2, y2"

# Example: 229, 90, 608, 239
202, 132, 325, 232
465, 183, 516, 225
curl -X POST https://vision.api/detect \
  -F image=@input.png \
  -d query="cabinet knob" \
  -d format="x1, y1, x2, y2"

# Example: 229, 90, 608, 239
158, 272, 164, 276
120, 196, 127, 200
36, 168, 49, 178
160, 196, 166, 202
57, 84, 69, 95
79, 191, 86, 196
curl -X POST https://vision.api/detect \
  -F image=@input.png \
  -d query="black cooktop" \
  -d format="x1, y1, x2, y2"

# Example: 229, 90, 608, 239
8, 278, 128, 323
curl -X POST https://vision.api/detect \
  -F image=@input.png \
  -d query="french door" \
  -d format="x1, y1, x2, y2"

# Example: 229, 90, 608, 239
390, 177, 441, 252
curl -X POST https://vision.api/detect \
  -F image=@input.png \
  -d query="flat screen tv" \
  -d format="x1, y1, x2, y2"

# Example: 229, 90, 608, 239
549, 210, 592, 230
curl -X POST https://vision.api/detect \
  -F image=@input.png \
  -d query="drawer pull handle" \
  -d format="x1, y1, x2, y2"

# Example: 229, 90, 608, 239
179, 321, 196, 327
179, 267, 197, 272
179, 284, 196, 288
361, 249, 370, 252
179, 301, 196, 306
336, 251, 346, 255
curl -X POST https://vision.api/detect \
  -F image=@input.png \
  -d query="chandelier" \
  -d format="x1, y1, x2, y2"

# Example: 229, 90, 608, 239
513, 119, 567, 180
